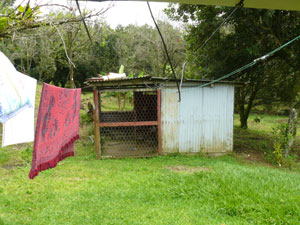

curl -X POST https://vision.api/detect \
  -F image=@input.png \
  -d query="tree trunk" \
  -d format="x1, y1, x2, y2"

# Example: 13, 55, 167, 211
285, 107, 298, 157
236, 88, 248, 129
235, 71, 262, 129
117, 94, 121, 111
123, 93, 127, 111
239, 112, 248, 129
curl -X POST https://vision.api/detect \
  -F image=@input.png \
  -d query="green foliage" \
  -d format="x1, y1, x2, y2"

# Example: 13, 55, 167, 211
234, 113, 299, 169
20, 147, 33, 163
80, 113, 91, 124
0, 5, 187, 87
0, 17, 8, 31
0, 13, 120, 87
115, 22, 186, 78
137, 71, 144, 78
0, 2, 41, 38
270, 124, 299, 168
166, 4, 300, 128
272, 124, 289, 151
0, 0, 16, 8
0, 149, 10, 165
118, 64, 124, 74
272, 142, 283, 166
102, 92, 134, 112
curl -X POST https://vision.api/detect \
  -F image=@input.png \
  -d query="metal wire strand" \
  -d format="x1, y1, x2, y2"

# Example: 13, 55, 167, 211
180, 0, 243, 89
75, 0, 93, 43
196, 34, 300, 88
199, 6, 239, 49
147, 1, 181, 102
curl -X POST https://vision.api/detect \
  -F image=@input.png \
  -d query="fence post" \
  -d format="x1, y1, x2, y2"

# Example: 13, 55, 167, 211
93, 88, 101, 159
157, 89, 162, 155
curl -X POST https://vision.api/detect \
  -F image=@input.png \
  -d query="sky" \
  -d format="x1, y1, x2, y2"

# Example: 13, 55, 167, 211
15, 0, 172, 28
80, 1, 170, 28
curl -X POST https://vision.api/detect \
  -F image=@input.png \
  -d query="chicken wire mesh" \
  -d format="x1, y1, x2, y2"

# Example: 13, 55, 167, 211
99, 90, 159, 157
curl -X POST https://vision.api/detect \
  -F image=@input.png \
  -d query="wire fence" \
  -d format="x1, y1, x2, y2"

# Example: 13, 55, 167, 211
99, 90, 159, 158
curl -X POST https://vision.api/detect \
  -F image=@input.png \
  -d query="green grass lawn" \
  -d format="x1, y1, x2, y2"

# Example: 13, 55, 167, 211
0, 153, 299, 225
0, 85, 300, 224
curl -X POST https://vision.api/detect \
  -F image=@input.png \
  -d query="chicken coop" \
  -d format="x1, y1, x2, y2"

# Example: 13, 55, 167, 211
85, 76, 236, 158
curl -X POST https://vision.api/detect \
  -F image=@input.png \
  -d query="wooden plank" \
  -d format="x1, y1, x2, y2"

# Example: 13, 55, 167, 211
100, 88, 156, 93
100, 153, 159, 159
99, 121, 158, 127
88, 79, 161, 88
157, 89, 162, 155
93, 89, 101, 159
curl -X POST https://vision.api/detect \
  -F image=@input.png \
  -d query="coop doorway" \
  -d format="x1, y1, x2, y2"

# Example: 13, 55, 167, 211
95, 89, 161, 158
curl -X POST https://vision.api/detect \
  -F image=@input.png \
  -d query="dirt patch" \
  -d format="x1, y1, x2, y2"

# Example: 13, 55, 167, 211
234, 152, 275, 168
234, 150, 267, 163
1, 163, 25, 170
276, 118, 288, 123
166, 165, 211, 173
241, 152, 265, 162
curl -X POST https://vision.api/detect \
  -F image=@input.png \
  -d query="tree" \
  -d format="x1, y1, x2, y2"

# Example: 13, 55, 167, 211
115, 21, 186, 77
0, 0, 109, 38
166, 4, 300, 129
0, 2, 115, 87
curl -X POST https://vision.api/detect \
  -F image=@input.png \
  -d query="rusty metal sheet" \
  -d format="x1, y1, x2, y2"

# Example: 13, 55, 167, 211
161, 87, 180, 153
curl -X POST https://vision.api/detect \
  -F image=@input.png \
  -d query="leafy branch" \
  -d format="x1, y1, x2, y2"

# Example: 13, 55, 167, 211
0, 0, 112, 38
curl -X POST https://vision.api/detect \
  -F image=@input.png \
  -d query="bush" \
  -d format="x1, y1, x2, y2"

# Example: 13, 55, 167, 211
270, 124, 298, 168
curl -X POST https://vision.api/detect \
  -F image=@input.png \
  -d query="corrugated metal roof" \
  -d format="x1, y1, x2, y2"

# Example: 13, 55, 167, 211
85, 75, 241, 86
86, 75, 153, 83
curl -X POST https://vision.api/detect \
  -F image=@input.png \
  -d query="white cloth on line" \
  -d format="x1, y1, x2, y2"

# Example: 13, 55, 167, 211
0, 51, 32, 123
2, 72, 37, 147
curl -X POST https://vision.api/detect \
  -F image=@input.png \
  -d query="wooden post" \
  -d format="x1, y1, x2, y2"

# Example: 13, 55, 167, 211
157, 89, 162, 155
93, 88, 101, 159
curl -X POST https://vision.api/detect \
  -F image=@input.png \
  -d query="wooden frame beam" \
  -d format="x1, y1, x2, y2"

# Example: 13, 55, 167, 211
99, 121, 158, 127
157, 89, 162, 155
93, 88, 101, 159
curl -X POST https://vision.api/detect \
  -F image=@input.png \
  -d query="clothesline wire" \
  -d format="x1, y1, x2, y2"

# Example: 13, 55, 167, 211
180, 0, 243, 91
75, 0, 93, 43
199, 6, 240, 50
147, 1, 181, 102
194, 34, 300, 89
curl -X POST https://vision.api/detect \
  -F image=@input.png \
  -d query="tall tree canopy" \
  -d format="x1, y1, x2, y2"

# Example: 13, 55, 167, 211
115, 21, 186, 78
166, 4, 300, 128
0, 1, 115, 87
0, 2, 186, 87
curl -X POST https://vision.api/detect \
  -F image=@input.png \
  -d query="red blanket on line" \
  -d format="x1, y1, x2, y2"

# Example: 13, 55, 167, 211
29, 83, 81, 179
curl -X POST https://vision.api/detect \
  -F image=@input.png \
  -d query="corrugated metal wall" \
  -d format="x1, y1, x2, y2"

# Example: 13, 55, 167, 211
161, 83, 234, 154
